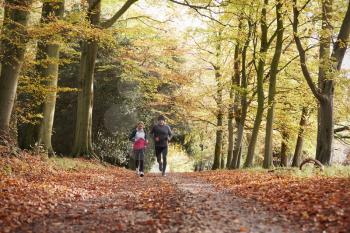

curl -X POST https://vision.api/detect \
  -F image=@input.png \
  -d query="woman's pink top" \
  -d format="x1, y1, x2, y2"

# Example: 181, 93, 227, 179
133, 138, 147, 150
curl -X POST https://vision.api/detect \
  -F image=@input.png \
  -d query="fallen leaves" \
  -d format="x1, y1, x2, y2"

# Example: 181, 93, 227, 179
0, 154, 183, 233
191, 170, 350, 233
2, 153, 350, 233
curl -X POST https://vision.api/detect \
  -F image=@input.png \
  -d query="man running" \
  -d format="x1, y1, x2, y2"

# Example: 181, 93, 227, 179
150, 115, 172, 176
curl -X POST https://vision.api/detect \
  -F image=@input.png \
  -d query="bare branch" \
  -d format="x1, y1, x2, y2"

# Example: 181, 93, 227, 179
100, 0, 138, 29
168, 0, 214, 9
292, 0, 325, 102
332, 1, 350, 69
334, 126, 350, 133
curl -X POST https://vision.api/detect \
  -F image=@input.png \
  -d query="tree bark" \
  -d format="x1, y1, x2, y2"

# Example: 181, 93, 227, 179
293, 0, 350, 165
212, 37, 224, 170
212, 66, 224, 170
71, 0, 138, 157
37, 1, 65, 155
220, 149, 225, 169
314, 0, 333, 165
316, 98, 333, 164
72, 41, 99, 157
227, 23, 242, 168
280, 129, 289, 167
244, 0, 268, 167
232, 20, 253, 169
263, 0, 284, 169
0, 0, 33, 142
71, 0, 100, 157
213, 111, 224, 170
292, 107, 309, 167
226, 103, 234, 168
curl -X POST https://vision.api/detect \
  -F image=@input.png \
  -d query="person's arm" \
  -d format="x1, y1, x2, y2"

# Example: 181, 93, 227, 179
150, 126, 154, 136
129, 129, 136, 142
151, 125, 160, 142
167, 125, 172, 141
144, 130, 148, 142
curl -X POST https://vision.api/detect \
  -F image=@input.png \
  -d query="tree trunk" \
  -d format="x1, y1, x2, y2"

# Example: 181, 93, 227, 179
314, 0, 333, 165
227, 25, 242, 168
226, 106, 234, 168
236, 147, 241, 168
317, 0, 350, 164
71, 40, 98, 157
212, 31, 224, 170
212, 111, 223, 169
220, 149, 225, 169
292, 107, 308, 167
70, 0, 138, 157
0, 0, 33, 142
293, 0, 350, 165
263, 0, 284, 169
37, 1, 65, 155
245, 0, 268, 167
212, 70, 224, 169
231, 120, 244, 169
233, 20, 252, 169
316, 98, 333, 164
71, 0, 100, 157
280, 129, 289, 167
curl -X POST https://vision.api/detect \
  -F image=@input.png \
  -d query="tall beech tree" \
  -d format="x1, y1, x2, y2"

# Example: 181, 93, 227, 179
226, 20, 242, 168
263, 0, 284, 168
293, 0, 350, 165
0, 0, 34, 142
72, 0, 138, 157
36, 0, 65, 155
212, 32, 224, 170
229, 21, 253, 169
292, 107, 310, 167
244, 0, 269, 167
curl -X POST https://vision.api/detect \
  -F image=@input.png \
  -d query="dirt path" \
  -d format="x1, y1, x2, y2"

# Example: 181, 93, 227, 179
167, 173, 301, 233
13, 173, 302, 233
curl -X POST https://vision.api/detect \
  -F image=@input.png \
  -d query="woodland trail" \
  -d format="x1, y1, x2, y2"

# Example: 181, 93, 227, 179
166, 174, 301, 233
13, 172, 302, 233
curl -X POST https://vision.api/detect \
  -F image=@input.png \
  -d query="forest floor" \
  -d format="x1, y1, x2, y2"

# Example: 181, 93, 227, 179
1, 151, 350, 233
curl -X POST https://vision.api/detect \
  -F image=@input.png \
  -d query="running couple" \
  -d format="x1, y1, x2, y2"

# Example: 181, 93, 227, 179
129, 115, 172, 177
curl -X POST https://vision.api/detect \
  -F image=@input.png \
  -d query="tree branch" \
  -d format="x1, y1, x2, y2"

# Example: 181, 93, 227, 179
168, 0, 214, 9
332, 0, 350, 70
292, 0, 325, 102
100, 0, 138, 29
334, 126, 350, 133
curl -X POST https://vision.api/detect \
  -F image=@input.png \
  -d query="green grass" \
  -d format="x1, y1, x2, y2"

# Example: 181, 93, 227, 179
213, 164, 350, 178
296, 165, 350, 177
242, 165, 350, 178
48, 157, 106, 171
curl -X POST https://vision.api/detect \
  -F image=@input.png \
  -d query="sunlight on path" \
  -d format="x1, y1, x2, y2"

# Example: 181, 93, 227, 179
150, 146, 194, 173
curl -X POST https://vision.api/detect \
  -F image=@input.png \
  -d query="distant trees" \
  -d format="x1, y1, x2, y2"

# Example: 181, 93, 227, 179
184, 0, 350, 169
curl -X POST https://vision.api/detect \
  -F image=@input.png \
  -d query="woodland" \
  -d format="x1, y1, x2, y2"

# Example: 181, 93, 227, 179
1, 0, 350, 232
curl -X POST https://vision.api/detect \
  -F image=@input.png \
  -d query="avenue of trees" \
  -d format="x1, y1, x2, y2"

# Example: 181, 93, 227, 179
0, 0, 350, 170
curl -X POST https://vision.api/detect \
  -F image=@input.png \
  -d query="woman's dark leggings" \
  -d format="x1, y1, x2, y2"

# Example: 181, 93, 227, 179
135, 159, 144, 172
134, 149, 145, 172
